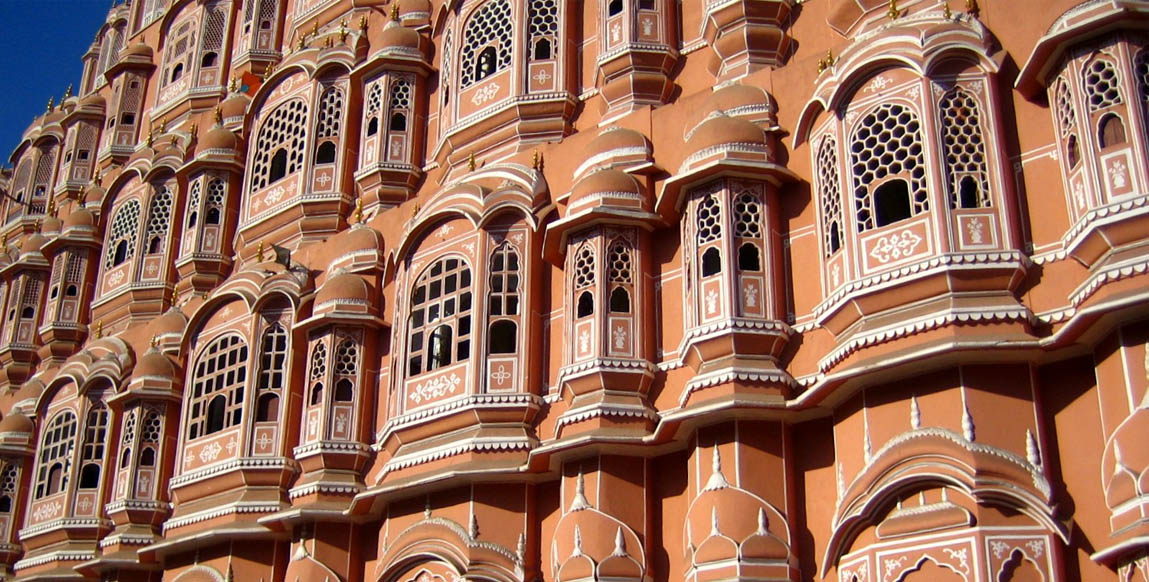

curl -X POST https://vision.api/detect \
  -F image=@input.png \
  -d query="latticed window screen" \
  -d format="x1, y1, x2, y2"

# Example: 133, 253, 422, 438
528, 0, 559, 60
460, 0, 513, 88
0, 463, 18, 509
608, 240, 633, 283
733, 190, 763, 239
335, 339, 359, 376
259, 323, 288, 390
200, 5, 226, 62
251, 99, 308, 191
488, 244, 521, 317
310, 342, 328, 384
817, 137, 843, 256
696, 195, 722, 244
186, 181, 202, 228
146, 184, 174, 253
315, 87, 344, 138
407, 257, 474, 376
98, 28, 123, 74
390, 79, 412, 112
188, 335, 248, 440
141, 407, 163, 444
849, 103, 928, 232
35, 411, 77, 498
119, 408, 137, 468
206, 178, 226, 223
1084, 58, 1123, 111
20, 279, 41, 316
366, 82, 383, 121
574, 244, 595, 290
81, 403, 108, 462
939, 88, 992, 209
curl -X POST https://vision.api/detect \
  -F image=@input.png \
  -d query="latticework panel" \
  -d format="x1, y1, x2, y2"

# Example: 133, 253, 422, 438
849, 103, 928, 232
939, 88, 992, 208
250, 99, 308, 191
460, 0, 513, 88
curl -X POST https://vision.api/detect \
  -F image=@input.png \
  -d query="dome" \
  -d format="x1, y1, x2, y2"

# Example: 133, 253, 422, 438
685, 114, 765, 155
587, 127, 650, 158
121, 43, 153, 60
135, 347, 176, 379
20, 232, 47, 254
316, 271, 372, 306
219, 93, 249, 119
40, 214, 62, 234
201, 125, 238, 150
399, 0, 432, 19
568, 169, 646, 211
151, 306, 189, 338
694, 84, 775, 130
0, 412, 34, 435
334, 224, 384, 254
377, 20, 422, 52
82, 181, 106, 205
13, 380, 43, 405
63, 206, 95, 229
78, 92, 106, 109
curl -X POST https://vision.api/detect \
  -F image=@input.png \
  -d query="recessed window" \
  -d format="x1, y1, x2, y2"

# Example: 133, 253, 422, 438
738, 243, 761, 272
367, 117, 379, 137
315, 141, 337, 164
257, 393, 279, 421
577, 291, 594, 317
873, 180, 912, 227
269, 148, 288, 182
1067, 135, 1080, 168
334, 379, 354, 402
533, 38, 552, 60
476, 46, 497, 81
608, 0, 623, 16
407, 257, 473, 376
609, 287, 630, 313
188, 335, 248, 440
78, 463, 100, 489
701, 247, 721, 277
390, 112, 407, 132
170, 63, 184, 83
201, 52, 217, 68
958, 176, 980, 209
1099, 113, 1127, 148
489, 320, 517, 354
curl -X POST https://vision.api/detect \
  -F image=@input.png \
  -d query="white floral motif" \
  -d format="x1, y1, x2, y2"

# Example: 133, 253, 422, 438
77, 497, 93, 512
308, 415, 319, 437
471, 82, 501, 106
107, 269, 125, 286
1109, 160, 1128, 189
865, 75, 892, 93
264, 185, 287, 205
1025, 539, 1044, 558
438, 224, 454, 237
1073, 180, 1086, 210
463, 242, 476, 255
32, 500, 62, 521
198, 441, 222, 463
883, 556, 906, 580
409, 373, 462, 404
641, 17, 653, 35
533, 69, 551, 85
491, 365, 511, 383
990, 540, 1010, 559
335, 412, 347, 433
256, 433, 272, 450
578, 330, 591, 353
942, 547, 969, 573
831, 263, 841, 287
869, 230, 923, 263
611, 22, 621, 42
705, 289, 719, 315
225, 437, 238, 454
743, 284, 758, 308
510, 233, 524, 245
613, 325, 627, 349
907, 85, 920, 100
967, 218, 984, 244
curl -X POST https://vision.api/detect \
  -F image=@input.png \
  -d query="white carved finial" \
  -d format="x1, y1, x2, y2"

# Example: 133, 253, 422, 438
470, 513, 480, 539
836, 463, 845, 500
962, 404, 975, 441
572, 525, 583, 557
941, 487, 949, 503
710, 506, 721, 537
704, 447, 731, 491
1026, 429, 1041, 467
612, 526, 627, 557
570, 471, 590, 511
756, 508, 769, 536
424, 498, 432, 519
516, 532, 526, 562
292, 541, 307, 561
910, 395, 921, 430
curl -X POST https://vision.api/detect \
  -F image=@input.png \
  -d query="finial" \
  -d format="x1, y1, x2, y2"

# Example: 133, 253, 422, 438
339, 19, 349, 42
571, 525, 583, 557
92, 167, 101, 185
170, 285, 179, 307
468, 151, 476, 171
531, 150, 541, 170
1026, 429, 1041, 467
756, 508, 770, 536
353, 197, 364, 223
257, 241, 265, 262
516, 533, 526, 562
159, 117, 167, 133
1, 233, 7, 248
710, 506, 721, 536
359, 15, 369, 31
46, 97, 55, 113
229, 76, 239, 92
424, 497, 432, 518
910, 394, 921, 430
887, 0, 900, 19
146, 129, 154, 148
214, 106, 223, 125
46, 197, 56, 217
34, 219, 42, 233
965, 0, 979, 15
962, 404, 975, 441
704, 447, 730, 490
297, 35, 307, 51
189, 123, 198, 140
325, 36, 334, 48
391, 3, 400, 21
93, 320, 103, 339
569, 470, 590, 511
312, 21, 320, 37
611, 526, 626, 557
942, 1, 952, 19
169, 135, 178, 148
64, 84, 73, 99
150, 334, 159, 348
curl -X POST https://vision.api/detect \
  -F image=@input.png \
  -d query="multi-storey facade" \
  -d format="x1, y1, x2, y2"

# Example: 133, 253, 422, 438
0, 0, 1146, 580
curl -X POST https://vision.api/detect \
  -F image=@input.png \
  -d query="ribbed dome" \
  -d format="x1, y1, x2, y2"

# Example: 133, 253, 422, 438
316, 272, 371, 306
334, 224, 384, 254
685, 114, 765, 155
699, 84, 774, 124
219, 93, 249, 119
377, 20, 422, 51
201, 125, 238, 150
20, 232, 47, 254
135, 347, 176, 379
79, 92, 106, 109
121, 43, 153, 59
568, 169, 645, 210
0, 412, 34, 435
151, 306, 189, 338
63, 207, 95, 229
83, 182, 106, 205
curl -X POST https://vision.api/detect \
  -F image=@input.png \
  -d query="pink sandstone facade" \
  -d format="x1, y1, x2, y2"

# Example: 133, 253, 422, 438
0, 0, 1146, 580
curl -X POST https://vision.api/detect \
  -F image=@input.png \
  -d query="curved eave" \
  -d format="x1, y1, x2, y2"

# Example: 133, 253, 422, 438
1016, 1, 1149, 98
656, 159, 798, 221
542, 207, 662, 264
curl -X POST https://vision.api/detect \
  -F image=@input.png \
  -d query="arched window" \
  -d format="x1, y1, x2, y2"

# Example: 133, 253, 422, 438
315, 142, 336, 164
732, 185, 765, 272
697, 193, 723, 277
334, 379, 354, 402
259, 323, 288, 391
488, 243, 521, 319
608, 0, 623, 16
939, 87, 991, 209
528, 0, 559, 61
78, 396, 109, 490
198, 4, 226, 77
1099, 113, 1127, 148
489, 320, 517, 353
573, 243, 596, 318
850, 103, 928, 231
313, 86, 344, 167
1055, 80, 1081, 169
407, 256, 474, 376
105, 199, 141, 269
817, 137, 843, 256
577, 292, 594, 317
1084, 58, 1123, 112
34, 411, 77, 499
308, 341, 327, 406
738, 243, 761, 271
607, 238, 634, 315
187, 335, 248, 440
609, 287, 631, 313
145, 183, 174, 255
309, 382, 324, 406
460, 0, 513, 89
250, 99, 308, 192
0, 464, 15, 513
206, 178, 226, 225
701, 247, 721, 277
256, 393, 279, 421
186, 180, 201, 230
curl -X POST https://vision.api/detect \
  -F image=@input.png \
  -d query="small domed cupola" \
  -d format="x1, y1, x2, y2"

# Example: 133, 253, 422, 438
573, 127, 655, 182
545, 169, 660, 264
312, 271, 377, 319
0, 411, 35, 454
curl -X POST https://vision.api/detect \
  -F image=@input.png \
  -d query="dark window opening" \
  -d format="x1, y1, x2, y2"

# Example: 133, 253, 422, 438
1067, 135, 1080, 168
140, 447, 156, 466
701, 247, 721, 277
170, 63, 184, 83
310, 383, 324, 406
829, 222, 841, 254
335, 379, 354, 402
0, 495, 12, 513
873, 179, 912, 227
120, 447, 131, 467
367, 117, 379, 137
476, 46, 497, 81
429, 324, 453, 370
121, 112, 135, 125
609, 287, 631, 313
78, 463, 100, 489
51, 286, 59, 299
958, 176, 980, 209
207, 207, 221, 224
315, 141, 337, 164
257, 393, 279, 421
608, 0, 623, 16
21, 306, 34, 319
738, 243, 761, 272
533, 38, 552, 60
147, 235, 163, 254
639, 0, 654, 8
577, 291, 594, 318
78, 150, 89, 160
205, 394, 226, 434
1099, 114, 1127, 148
47, 463, 64, 495
390, 112, 407, 132
188, 211, 198, 227
201, 52, 218, 68
260, 19, 271, 29
269, 148, 288, 182
489, 319, 517, 354
66, 284, 78, 297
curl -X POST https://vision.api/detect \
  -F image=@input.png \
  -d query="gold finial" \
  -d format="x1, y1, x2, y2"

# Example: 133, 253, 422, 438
229, 76, 239, 92
468, 151, 476, 172
93, 320, 103, 339
325, 36, 333, 48
359, 15, 369, 31
964, 0, 978, 15
297, 35, 307, 51
92, 167, 102, 185
46, 97, 55, 113
214, 106, 223, 125
189, 123, 198, 140
340, 19, 349, 42
257, 241, 265, 262
64, 84, 73, 99
146, 129, 154, 148
887, 0, 900, 19
354, 197, 364, 223
263, 63, 276, 80
411, 202, 421, 218
941, 1, 952, 19
159, 118, 167, 133
312, 21, 320, 37
34, 219, 42, 233
391, 3, 400, 21
1, 233, 7, 248
531, 150, 540, 170
46, 197, 56, 217
170, 285, 179, 307
150, 334, 159, 348
169, 135, 179, 148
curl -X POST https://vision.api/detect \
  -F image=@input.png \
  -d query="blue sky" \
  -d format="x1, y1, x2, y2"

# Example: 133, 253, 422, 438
0, 0, 113, 165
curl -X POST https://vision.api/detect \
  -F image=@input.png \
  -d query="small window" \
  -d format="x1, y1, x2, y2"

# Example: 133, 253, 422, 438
609, 287, 630, 313
390, 112, 407, 132
1099, 114, 1127, 148
147, 235, 163, 254
257, 393, 279, 421
205, 394, 226, 434
21, 306, 34, 319
873, 180, 912, 227
310, 383, 324, 406
429, 324, 453, 370
367, 118, 379, 137
188, 211, 198, 227
737, 243, 761, 272
701, 247, 721, 277
140, 447, 156, 466
269, 148, 288, 182
0, 495, 12, 513
201, 52, 217, 68
121, 112, 135, 125
207, 207, 221, 224
315, 141, 337, 164
829, 222, 841, 254
476, 46, 497, 81
1067, 135, 1080, 168
78, 463, 101, 489
66, 284, 78, 297
170, 63, 184, 83
121, 447, 131, 467
608, 0, 623, 16
78, 150, 89, 160
50, 286, 59, 299
334, 379, 354, 402
639, 0, 654, 9
47, 464, 64, 495
533, 38, 552, 60
489, 320, 517, 354
577, 291, 594, 318
958, 176, 980, 209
